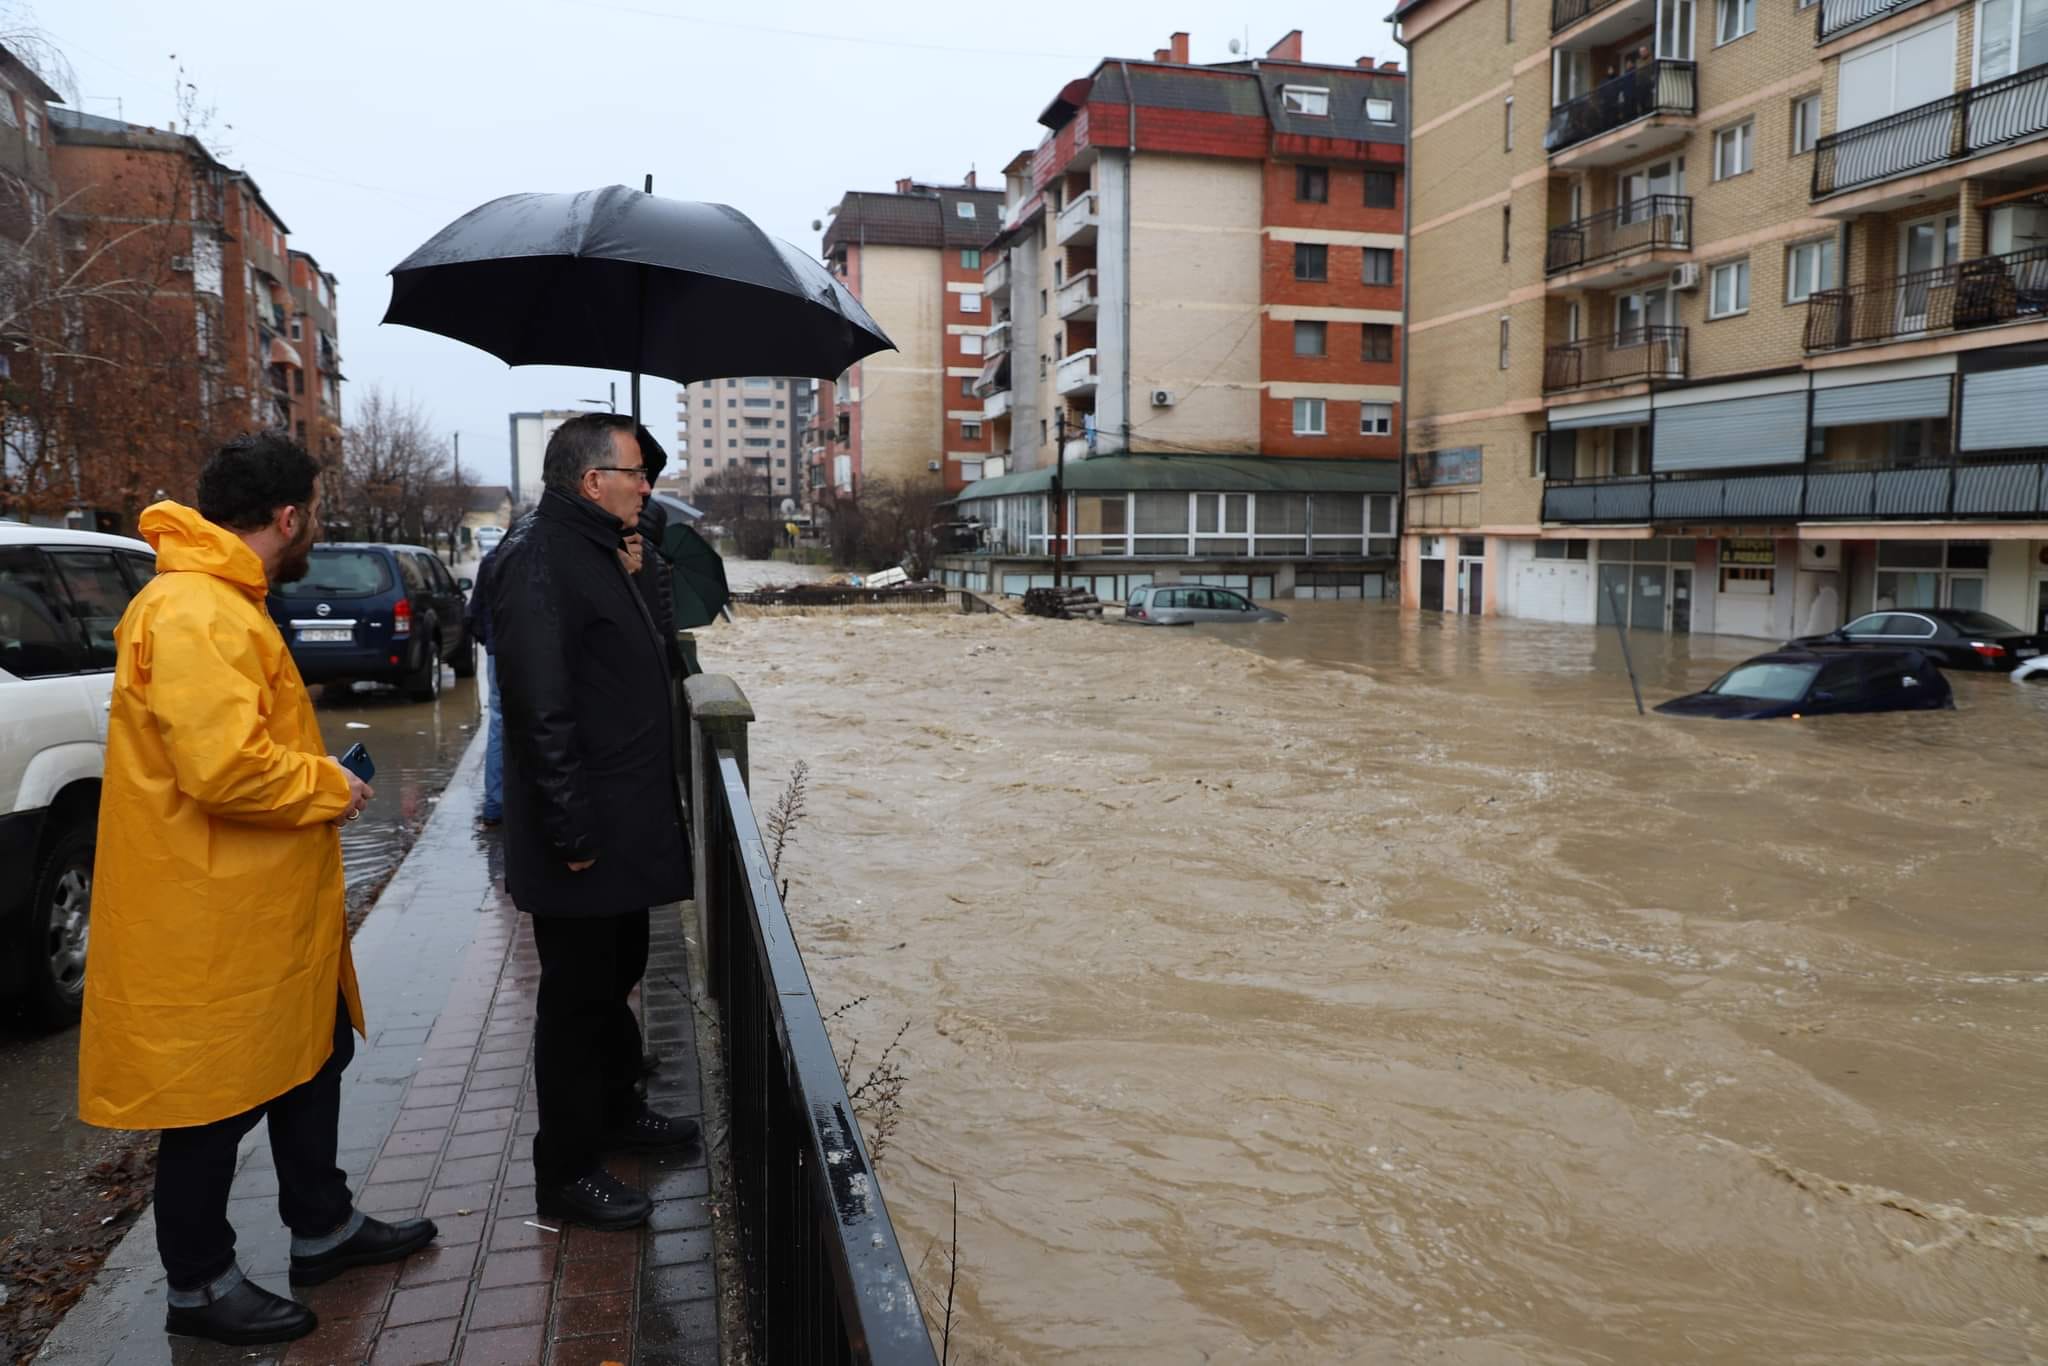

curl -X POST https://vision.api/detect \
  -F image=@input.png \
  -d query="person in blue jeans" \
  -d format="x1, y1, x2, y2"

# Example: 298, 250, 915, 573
466, 543, 506, 826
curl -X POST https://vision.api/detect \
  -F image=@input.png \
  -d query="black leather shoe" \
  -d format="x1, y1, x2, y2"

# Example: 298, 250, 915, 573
537, 1169, 653, 1230
164, 1276, 316, 1346
607, 1103, 700, 1152
288, 1214, 439, 1286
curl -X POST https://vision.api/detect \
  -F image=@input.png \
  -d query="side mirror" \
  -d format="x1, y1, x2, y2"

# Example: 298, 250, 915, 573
458, 577, 475, 592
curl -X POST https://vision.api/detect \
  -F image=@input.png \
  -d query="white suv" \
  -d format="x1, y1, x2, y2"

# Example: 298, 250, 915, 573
0, 522, 154, 1024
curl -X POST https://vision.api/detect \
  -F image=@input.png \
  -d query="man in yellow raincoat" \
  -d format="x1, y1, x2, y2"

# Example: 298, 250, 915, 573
79, 433, 437, 1347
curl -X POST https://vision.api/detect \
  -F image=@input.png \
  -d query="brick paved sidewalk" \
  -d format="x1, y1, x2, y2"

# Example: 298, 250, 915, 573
37, 741, 721, 1366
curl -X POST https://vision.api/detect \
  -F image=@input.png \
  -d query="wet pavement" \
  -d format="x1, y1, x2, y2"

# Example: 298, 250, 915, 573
0, 675, 481, 1249
35, 730, 718, 1365
720, 599, 2048, 1364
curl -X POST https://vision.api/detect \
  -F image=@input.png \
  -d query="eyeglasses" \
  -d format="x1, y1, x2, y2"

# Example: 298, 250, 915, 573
591, 466, 652, 484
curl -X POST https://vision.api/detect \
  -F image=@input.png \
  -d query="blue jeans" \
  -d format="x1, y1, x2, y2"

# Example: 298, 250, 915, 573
483, 651, 504, 819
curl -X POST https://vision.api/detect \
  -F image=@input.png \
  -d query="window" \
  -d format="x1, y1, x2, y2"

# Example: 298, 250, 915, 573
1292, 397, 1326, 434
1296, 165, 1330, 203
22, 105, 37, 147
727, 397, 737, 407
961, 377, 976, 396
1362, 248, 1395, 285
1294, 242, 1328, 281
1716, 0, 1755, 42
962, 421, 982, 440
961, 333, 984, 356
1534, 538, 1590, 559
961, 248, 981, 269
0, 93, 15, 130
1364, 170, 1397, 208
727, 418, 737, 428
1499, 316, 1511, 368
1978, 0, 2048, 80
1709, 259, 1751, 317
1366, 97, 1395, 122
1362, 323, 1395, 361
956, 201, 976, 219
1294, 320, 1328, 356
960, 291, 983, 314
745, 437, 772, 448
1039, 289, 1048, 316
1531, 431, 1548, 478
49, 550, 137, 671
1282, 85, 1330, 115
1713, 120, 1754, 179
1502, 205, 1512, 261
746, 417, 771, 429
1791, 94, 1820, 154
1785, 239, 1837, 302
1503, 96, 1515, 152
744, 396, 773, 407
1361, 402, 1393, 436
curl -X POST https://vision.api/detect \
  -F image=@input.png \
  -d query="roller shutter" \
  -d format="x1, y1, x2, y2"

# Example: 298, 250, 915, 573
1654, 392, 1808, 471
1810, 375, 1950, 427
1958, 365, 2048, 451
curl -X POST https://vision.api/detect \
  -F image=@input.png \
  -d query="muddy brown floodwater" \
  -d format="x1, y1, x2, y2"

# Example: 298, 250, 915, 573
715, 596, 2048, 1364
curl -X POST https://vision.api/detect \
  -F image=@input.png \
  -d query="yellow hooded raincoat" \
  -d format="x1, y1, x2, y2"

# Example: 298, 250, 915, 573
78, 502, 363, 1131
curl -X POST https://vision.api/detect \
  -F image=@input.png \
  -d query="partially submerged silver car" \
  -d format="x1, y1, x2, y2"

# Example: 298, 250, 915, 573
1124, 584, 1288, 625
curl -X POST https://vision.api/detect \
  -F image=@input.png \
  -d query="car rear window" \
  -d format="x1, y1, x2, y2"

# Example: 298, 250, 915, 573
276, 549, 394, 599
1708, 662, 1818, 702
1949, 610, 2021, 636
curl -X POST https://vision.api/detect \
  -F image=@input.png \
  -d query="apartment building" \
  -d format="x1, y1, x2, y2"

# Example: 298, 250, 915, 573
941, 29, 1410, 602
815, 177, 1006, 505
509, 409, 583, 507
1397, 0, 2048, 637
0, 45, 59, 262
288, 250, 343, 459
675, 375, 805, 501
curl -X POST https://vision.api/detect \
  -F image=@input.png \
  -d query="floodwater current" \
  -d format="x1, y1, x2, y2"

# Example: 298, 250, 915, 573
718, 592, 2048, 1364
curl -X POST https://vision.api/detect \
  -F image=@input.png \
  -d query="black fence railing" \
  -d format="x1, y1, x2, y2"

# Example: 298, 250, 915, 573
1546, 195, 1692, 275
691, 717, 938, 1364
1805, 245, 2048, 349
1543, 325, 1688, 392
1813, 61, 2048, 197
1551, 0, 1627, 32
1545, 61, 1697, 154
1816, 0, 1925, 41
1542, 456, 2048, 522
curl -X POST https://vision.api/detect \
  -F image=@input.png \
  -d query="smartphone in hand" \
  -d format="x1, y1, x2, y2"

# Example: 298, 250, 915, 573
339, 743, 375, 784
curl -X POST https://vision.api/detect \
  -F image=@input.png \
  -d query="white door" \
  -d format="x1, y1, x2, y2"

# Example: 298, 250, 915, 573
1898, 213, 1960, 330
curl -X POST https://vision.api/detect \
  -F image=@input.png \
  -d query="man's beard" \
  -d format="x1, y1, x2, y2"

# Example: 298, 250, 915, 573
274, 522, 316, 585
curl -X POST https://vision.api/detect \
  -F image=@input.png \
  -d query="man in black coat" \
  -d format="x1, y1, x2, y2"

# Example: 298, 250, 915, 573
489, 412, 696, 1230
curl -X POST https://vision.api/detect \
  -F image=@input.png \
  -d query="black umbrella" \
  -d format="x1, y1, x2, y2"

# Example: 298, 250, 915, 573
383, 183, 893, 421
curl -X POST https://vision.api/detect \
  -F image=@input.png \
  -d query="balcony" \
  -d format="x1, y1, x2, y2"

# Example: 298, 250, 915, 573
1543, 326, 1688, 393
1057, 269, 1099, 320
1805, 245, 2048, 351
983, 254, 1011, 300
1545, 61, 1697, 160
985, 317, 1012, 356
1813, 62, 2048, 200
1546, 195, 1693, 284
1551, 0, 1631, 32
1055, 348, 1098, 396
1543, 456, 2048, 523
983, 388, 1013, 420
1056, 190, 1099, 246
1815, 0, 1927, 41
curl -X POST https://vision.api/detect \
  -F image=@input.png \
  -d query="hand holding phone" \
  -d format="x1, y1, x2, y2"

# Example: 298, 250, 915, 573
339, 743, 375, 784
333, 745, 375, 826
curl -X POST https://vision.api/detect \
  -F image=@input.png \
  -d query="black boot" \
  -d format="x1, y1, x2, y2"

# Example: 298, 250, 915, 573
288, 1214, 439, 1286
164, 1274, 315, 1346
537, 1168, 653, 1231
606, 1102, 700, 1153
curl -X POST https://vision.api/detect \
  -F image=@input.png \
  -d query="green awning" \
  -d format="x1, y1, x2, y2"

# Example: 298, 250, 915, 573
955, 454, 1400, 502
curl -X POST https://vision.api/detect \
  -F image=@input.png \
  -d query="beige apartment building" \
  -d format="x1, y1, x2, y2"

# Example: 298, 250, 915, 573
1397, 0, 2048, 640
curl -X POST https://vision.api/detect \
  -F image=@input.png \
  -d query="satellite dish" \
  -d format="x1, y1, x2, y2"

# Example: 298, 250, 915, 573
780, 498, 797, 516
811, 219, 823, 231
1228, 38, 1242, 52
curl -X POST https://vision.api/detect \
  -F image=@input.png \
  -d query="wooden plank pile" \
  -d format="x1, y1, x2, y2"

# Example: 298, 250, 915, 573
1021, 586, 1103, 620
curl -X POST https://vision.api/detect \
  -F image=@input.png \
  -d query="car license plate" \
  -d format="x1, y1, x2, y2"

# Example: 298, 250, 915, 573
298, 627, 352, 643
2020, 647, 2041, 658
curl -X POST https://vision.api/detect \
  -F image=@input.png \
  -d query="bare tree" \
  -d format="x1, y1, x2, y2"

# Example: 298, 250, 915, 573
696, 465, 778, 559
329, 387, 459, 546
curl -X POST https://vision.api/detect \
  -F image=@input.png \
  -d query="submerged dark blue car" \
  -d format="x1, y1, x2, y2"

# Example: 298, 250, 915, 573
1655, 647, 1954, 720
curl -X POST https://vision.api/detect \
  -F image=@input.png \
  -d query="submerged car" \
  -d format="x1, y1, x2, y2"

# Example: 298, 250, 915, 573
1656, 647, 1953, 720
1790, 608, 2045, 672
1125, 584, 1287, 625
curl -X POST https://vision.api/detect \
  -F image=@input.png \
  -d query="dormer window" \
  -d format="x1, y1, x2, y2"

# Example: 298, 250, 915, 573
1282, 85, 1330, 115
956, 201, 976, 218
1367, 97, 1395, 122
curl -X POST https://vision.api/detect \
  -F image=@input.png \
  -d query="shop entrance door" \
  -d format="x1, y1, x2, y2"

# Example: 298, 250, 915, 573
1419, 558, 1446, 612
1632, 565, 1667, 631
1464, 561, 1485, 615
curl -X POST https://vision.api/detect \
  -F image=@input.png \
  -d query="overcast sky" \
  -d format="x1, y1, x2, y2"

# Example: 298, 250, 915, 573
44, 1, 1399, 491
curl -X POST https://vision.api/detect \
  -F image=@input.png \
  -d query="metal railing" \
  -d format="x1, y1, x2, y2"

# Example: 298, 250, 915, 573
687, 688, 938, 1364
1542, 325, 1688, 392
1546, 195, 1692, 275
1545, 61, 1697, 154
1542, 456, 2048, 522
1804, 245, 2048, 349
1816, 0, 1926, 41
1813, 61, 2048, 197
1552, 0, 1630, 33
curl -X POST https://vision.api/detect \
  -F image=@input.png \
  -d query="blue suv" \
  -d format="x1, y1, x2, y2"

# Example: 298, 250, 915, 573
267, 543, 476, 701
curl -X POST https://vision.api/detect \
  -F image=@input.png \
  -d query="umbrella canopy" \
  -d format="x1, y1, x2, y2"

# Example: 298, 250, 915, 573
383, 185, 894, 384
658, 521, 730, 630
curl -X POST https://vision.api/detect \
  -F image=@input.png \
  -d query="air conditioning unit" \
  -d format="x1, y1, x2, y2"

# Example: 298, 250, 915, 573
928, 459, 943, 472
1150, 388, 1176, 408
1668, 263, 1701, 291
170, 254, 194, 272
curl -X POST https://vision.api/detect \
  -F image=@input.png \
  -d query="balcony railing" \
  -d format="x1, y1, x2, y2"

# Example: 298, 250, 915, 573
1816, 0, 1926, 41
1805, 245, 2048, 350
1552, 0, 1629, 33
983, 388, 1013, 420
1055, 348, 1098, 395
985, 318, 1012, 356
1545, 61, 1697, 154
1542, 456, 2048, 522
1543, 325, 1688, 392
1056, 190, 1099, 245
1546, 195, 1693, 275
983, 255, 1011, 297
1814, 61, 2048, 197
1056, 269, 1098, 319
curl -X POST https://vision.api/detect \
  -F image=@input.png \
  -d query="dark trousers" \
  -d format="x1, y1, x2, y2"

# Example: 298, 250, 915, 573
154, 1000, 354, 1290
530, 909, 649, 1187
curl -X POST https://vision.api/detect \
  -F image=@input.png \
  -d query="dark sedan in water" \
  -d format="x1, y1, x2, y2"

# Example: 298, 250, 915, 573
1656, 647, 1953, 720
1789, 608, 2046, 672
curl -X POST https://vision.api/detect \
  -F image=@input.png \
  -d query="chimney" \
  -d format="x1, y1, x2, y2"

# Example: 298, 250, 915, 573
895, 177, 914, 194
1266, 29, 1304, 61
1356, 56, 1375, 67
1379, 59, 1402, 73
1155, 47, 1172, 61
1169, 31, 1190, 63
964, 169, 977, 188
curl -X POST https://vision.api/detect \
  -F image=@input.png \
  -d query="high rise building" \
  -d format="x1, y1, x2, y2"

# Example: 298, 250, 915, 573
674, 376, 805, 504
1396, 0, 2048, 635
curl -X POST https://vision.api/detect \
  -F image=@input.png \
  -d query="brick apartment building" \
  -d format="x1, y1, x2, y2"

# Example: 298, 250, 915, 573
1397, 0, 2048, 638
939, 29, 1409, 602
814, 176, 1006, 508
675, 375, 806, 503
0, 46, 60, 284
